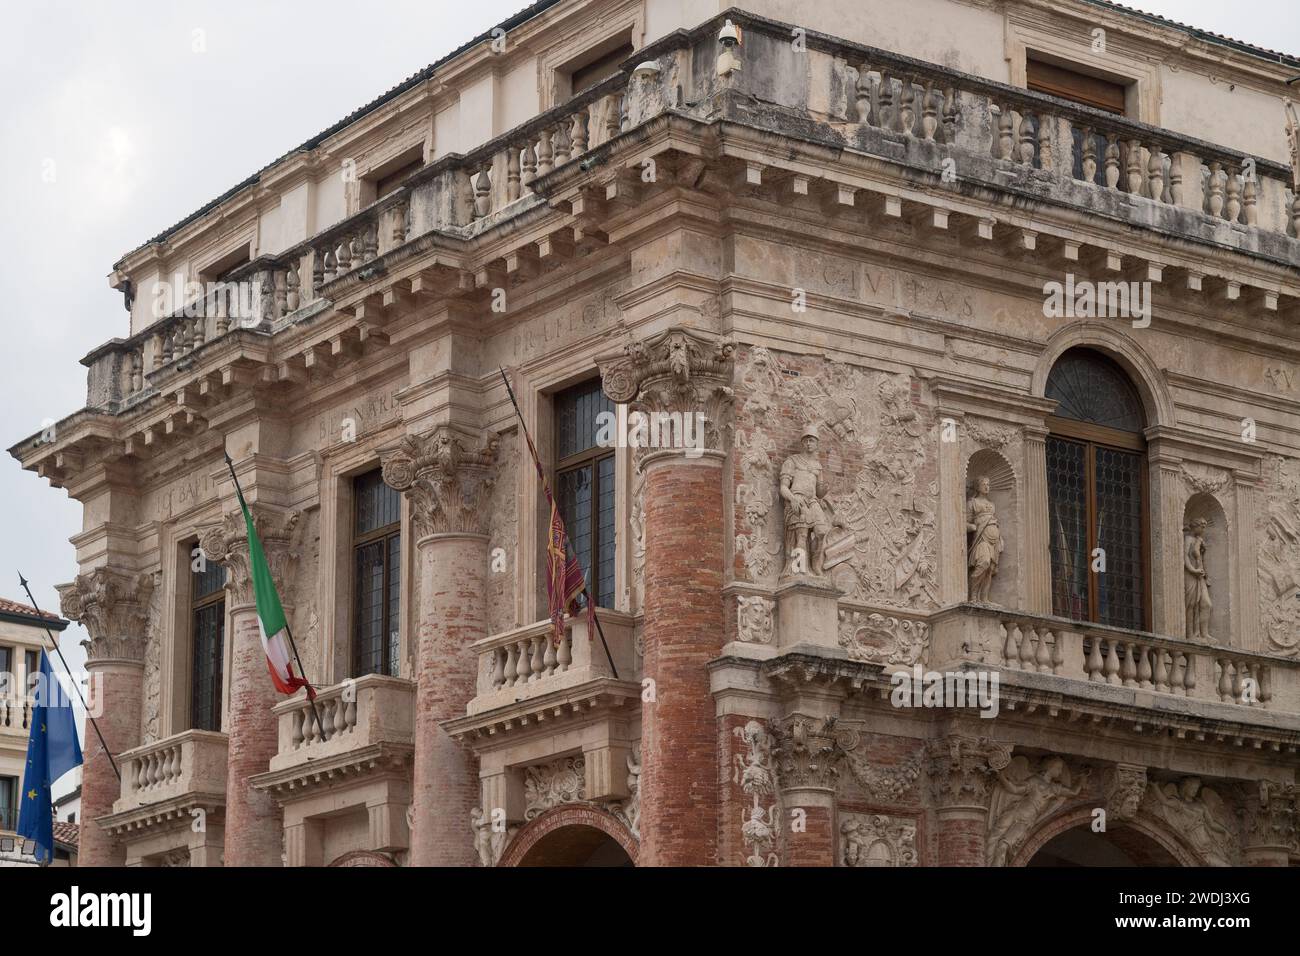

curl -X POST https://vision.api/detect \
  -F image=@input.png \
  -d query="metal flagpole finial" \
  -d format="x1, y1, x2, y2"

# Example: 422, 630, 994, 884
18, 571, 28, 589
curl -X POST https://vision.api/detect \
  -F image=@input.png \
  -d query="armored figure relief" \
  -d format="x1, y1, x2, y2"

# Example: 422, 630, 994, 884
966, 476, 1003, 604
780, 424, 838, 577
987, 756, 1088, 867
1183, 518, 1214, 642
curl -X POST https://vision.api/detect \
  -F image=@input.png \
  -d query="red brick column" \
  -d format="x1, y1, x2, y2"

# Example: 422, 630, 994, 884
58, 568, 154, 867
774, 715, 846, 867
383, 426, 497, 867
926, 735, 1012, 867
200, 508, 301, 867
599, 327, 735, 867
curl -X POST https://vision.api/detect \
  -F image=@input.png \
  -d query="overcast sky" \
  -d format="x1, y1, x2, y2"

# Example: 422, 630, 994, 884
0, 0, 1296, 753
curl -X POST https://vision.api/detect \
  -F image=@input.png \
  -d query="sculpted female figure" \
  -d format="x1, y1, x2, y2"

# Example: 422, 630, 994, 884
1184, 518, 1213, 641
966, 476, 1003, 603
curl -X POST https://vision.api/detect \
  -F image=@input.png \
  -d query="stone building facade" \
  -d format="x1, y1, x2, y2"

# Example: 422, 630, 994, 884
10, 0, 1300, 866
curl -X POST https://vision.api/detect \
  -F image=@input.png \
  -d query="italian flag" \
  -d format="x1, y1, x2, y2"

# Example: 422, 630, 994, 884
235, 491, 313, 699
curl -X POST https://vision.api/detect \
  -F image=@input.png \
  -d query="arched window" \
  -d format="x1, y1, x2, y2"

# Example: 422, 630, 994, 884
1045, 349, 1149, 630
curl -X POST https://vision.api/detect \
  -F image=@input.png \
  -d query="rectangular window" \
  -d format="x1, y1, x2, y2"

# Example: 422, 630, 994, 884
353, 469, 401, 677
555, 380, 616, 609
1027, 58, 1127, 114
0, 776, 17, 832
190, 560, 226, 732
0, 647, 11, 694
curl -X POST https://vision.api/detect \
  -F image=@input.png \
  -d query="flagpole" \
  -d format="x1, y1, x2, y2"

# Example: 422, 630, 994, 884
16, 573, 119, 782
222, 449, 330, 741
498, 367, 620, 680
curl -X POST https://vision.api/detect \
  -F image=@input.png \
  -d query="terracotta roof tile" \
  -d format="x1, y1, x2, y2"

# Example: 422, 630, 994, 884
52, 821, 79, 848
0, 597, 65, 625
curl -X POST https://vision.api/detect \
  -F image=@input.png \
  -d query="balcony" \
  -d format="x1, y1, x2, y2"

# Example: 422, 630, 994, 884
102, 730, 228, 866
252, 674, 415, 866
0, 694, 31, 739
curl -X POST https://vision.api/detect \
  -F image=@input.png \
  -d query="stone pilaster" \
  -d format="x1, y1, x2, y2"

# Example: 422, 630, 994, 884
199, 506, 301, 867
773, 715, 847, 867
925, 734, 1013, 866
1149, 455, 1186, 637
1021, 426, 1051, 614
936, 409, 966, 605
599, 326, 734, 866
1241, 782, 1296, 866
382, 424, 497, 866
57, 567, 154, 867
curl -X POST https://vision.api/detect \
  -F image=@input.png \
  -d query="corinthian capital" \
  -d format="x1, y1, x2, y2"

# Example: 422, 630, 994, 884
57, 567, 155, 663
380, 425, 498, 538
925, 735, 1013, 810
596, 327, 735, 455
1241, 781, 1297, 851
198, 506, 301, 606
773, 714, 848, 792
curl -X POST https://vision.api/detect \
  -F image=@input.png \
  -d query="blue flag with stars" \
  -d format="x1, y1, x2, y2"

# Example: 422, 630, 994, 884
17, 650, 82, 864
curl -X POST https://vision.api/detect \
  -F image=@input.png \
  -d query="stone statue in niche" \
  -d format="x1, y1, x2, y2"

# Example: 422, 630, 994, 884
1184, 518, 1213, 642
966, 476, 1003, 604
779, 423, 838, 577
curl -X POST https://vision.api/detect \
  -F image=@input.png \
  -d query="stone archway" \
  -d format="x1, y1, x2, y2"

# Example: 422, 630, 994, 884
1011, 806, 1200, 867
497, 805, 638, 867
327, 849, 398, 867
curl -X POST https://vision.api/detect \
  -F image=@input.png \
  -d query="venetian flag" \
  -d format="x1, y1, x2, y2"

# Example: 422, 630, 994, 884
233, 483, 313, 699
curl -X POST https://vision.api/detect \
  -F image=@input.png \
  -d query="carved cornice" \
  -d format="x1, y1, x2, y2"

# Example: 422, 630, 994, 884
198, 506, 301, 606
57, 567, 155, 662
773, 715, 848, 792
925, 735, 1013, 811
380, 425, 499, 539
596, 327, 735, 455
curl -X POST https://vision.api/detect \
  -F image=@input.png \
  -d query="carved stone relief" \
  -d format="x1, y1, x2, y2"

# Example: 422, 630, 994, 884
1258, 455, 1300, 655
523, 755, 587, 820
837, 609, 928, 666
734, 347, 937, 610
736, 595, 775, 644
1102, 764, 1147, 823
606, 746, 641, 839
487, 430, 519, 637
733, 720, 780, 866
840, 813, 918, 866
987, 755, 1089, 866
142, 571, 162, 743
470, 807, 518, 867
1140, 777, 1236, 867
57, 567, 156, 662
839, 732, 924, 803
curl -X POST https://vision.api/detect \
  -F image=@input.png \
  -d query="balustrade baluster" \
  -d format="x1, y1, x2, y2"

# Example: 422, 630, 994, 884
1216, 658, 1234, 702
1120, 642, 1138, 686
1037, 114, 1053, 171
537, 132, 554, 177
1225, 165, 1242, 222
1147, 146, 1165, 201
571, 106, 589, 155
557, 628, 572, 672
1104, 135, 1120, 189
1018, 625, 1036, 670
1243, 173, 1258, 225
855, 64, 873, 125
878, 72, 894, 132
543, 637, 557, 677
474, 166, 492, 219
941, 87, 957, 142
1001, 623, 1016, 666
1125, 139, 1143, 195
1103, 639, 1121, 684
899, 76, 916, 136
1017, 111, 1036, 166
1152, 649, 1169, 692
504, 642, 519, 686
491, 647, 506, 689
1207, 162, 1225, 217
921, 80, 937, 140
1086, 636, 1104, 681
507, 148, 521, 203
530, 635, 546, 682
1136, 644, 1152, 688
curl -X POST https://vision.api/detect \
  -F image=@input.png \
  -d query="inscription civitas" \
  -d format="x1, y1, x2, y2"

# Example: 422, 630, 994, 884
317, 386, 402, 444
864, 268, 975, 320
1264, 365, 1296, 392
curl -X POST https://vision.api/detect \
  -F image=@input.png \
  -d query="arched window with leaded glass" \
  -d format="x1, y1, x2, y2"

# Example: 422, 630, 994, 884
1045, 348, 1149, 630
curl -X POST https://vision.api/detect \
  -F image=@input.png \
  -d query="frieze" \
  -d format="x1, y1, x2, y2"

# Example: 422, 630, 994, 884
840, 813, 918, 867
837, 609, 928, 666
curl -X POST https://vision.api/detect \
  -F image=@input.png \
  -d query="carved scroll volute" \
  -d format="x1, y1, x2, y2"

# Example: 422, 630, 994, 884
773, 714, 848, 792
57, 567, 155, 663
596, 327, 736, 458
925, 735, 1013, 810
380, 425, 499, 540
197, 506, 301, 607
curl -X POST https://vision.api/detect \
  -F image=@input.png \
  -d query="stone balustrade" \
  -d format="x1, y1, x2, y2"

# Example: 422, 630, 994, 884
112, 730, 229, 813
0, 695, 30, 735
467, 609, 638, 717
930, 603, 1295, 714
267, 673, 414, 774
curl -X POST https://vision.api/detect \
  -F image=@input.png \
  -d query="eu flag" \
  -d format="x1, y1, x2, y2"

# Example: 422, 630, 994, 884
17, 650, 83, 865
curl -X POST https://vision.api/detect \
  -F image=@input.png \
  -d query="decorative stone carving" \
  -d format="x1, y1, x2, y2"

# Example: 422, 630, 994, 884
925, 736, 1013, 810
837, 609, 928, 666
1258, 455, 1300, 654
1183, 517, 1214, 642
523, 755, 586, 820
1240, 781, 1297, 852
732, 720, 779, 866
606, 746, 641, 839
841, 813, 918, 867
1286, 98, 1300, 192
964, 421, 1018, 450
142, 572, 163, 742
629, 455, 647, 609
57, 567, 155, 662
734, 428, 779, 582
198, 506, 301, 607
966, 476, 1003, 604
1102, 764, 1147, 823
987, 756, 1089, 866
596, 326, 736, 454
1141, 777, 1235, 867
779, 424, 841, 577
381, 425, 499, 539
470, 807, 518, 867
157, 848, 191, 867
843, 740, 924, 802
773, 715, 847, 791
486, 430, 519, 635
735, 347, 937, 608
736, 595, 774, 644
1180, 463, 1230, 496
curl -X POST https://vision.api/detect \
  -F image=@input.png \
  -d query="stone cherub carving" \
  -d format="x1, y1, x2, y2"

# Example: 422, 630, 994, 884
987, 756, 1088, 866
1184, 518, 1213, 641
779, 423, 839, 577
1144, 778, 1233, 867
966, 476, 1003, 604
